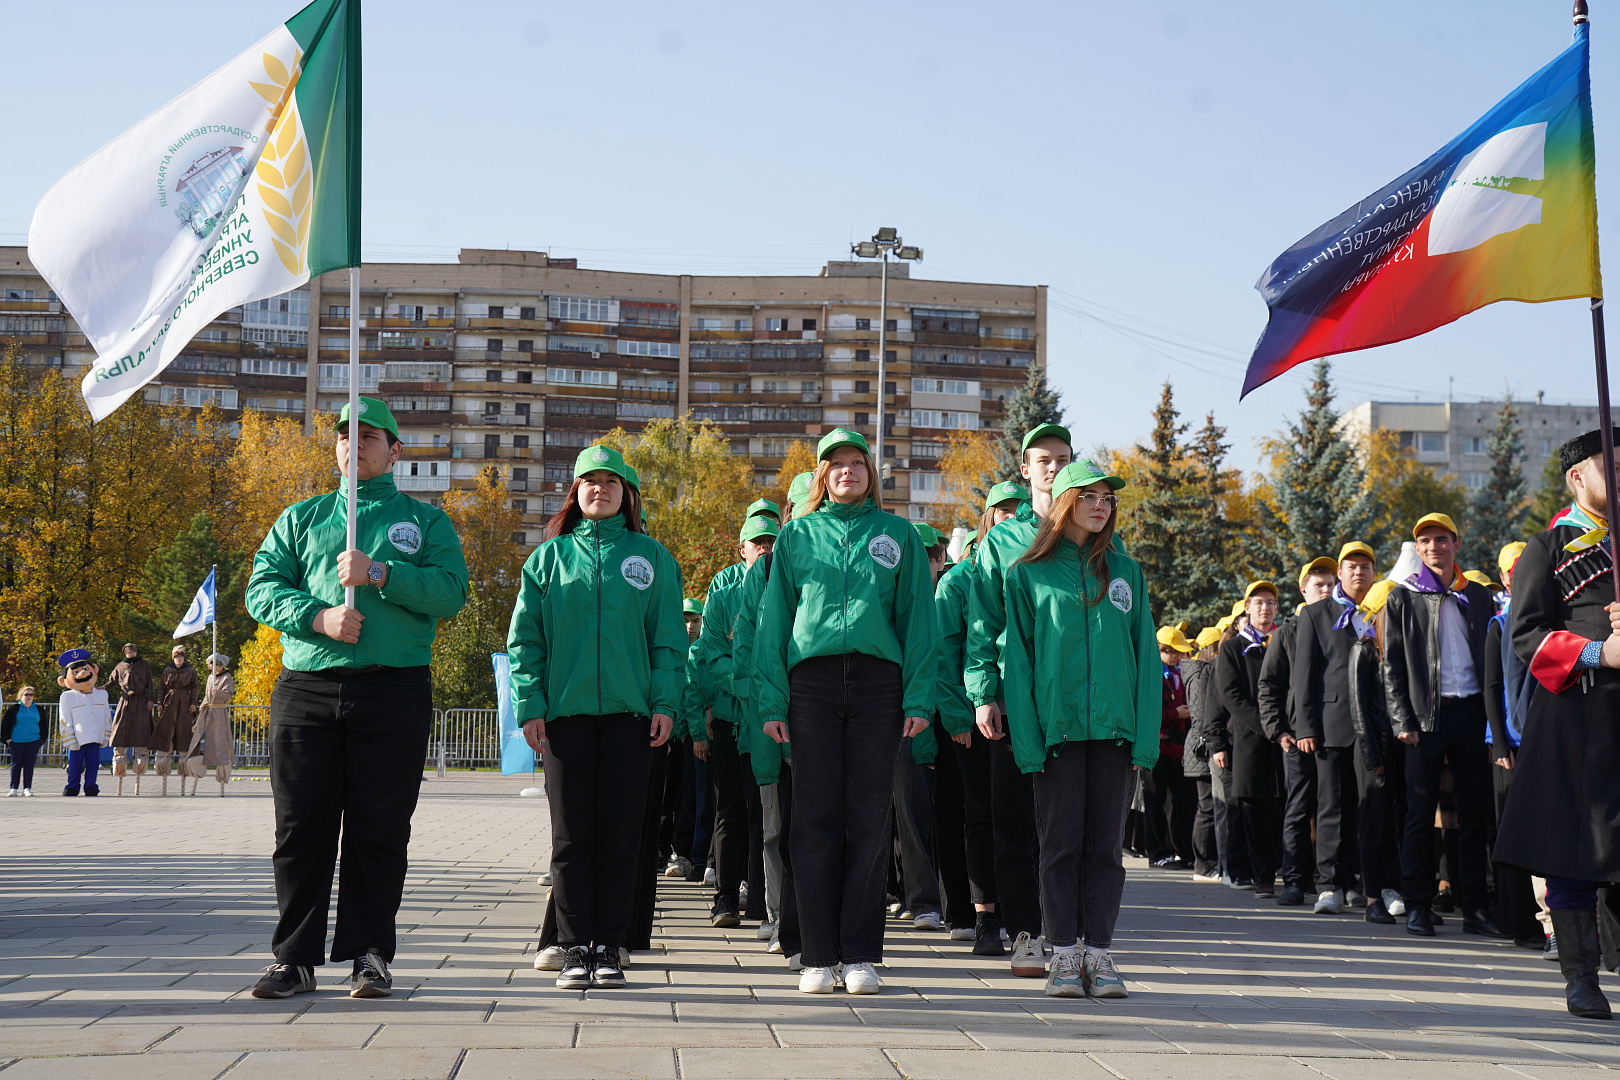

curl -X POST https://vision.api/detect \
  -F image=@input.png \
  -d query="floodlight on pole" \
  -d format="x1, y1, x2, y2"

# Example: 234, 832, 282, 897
849, 228, 925, 477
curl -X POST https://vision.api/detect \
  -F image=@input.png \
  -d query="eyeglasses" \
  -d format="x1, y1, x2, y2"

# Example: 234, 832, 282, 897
1076, 492, 1119, 509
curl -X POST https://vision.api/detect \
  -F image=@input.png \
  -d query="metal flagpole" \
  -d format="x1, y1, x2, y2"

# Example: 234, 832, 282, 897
210, 563, 217, 668
346, 270, 360, 610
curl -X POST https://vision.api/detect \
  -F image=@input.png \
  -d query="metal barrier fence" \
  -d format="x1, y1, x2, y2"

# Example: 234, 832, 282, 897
0, 704, 510, 776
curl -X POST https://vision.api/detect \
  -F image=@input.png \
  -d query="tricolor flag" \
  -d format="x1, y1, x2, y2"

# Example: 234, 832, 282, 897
28, 0, 360, 421
1242, 22, 1601, 397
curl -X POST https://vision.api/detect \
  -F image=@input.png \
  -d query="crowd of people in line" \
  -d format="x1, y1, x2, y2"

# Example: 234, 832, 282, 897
193, 396, 1615, 1018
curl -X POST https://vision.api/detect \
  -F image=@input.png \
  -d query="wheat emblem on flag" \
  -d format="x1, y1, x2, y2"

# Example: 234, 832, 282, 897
251, 50, 311, 276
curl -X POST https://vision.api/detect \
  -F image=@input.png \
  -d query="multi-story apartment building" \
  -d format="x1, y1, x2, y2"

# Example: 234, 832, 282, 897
1342, 397, 1603, 490
1, 247, 1045, 544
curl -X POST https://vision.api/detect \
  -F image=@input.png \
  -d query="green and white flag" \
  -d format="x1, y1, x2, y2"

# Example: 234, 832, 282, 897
28, 0, 360, 421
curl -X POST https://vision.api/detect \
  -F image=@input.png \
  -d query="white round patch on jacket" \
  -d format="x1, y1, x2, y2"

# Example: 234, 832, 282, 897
868, 534, 901, 569
388, 522, 423, 554
1108, 577, 1132, 613
621, 555, 655, 590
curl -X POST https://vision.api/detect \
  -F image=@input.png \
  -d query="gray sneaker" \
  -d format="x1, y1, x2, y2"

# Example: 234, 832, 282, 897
1082, 948, 1128, 999
350, 949, 392, 998
252, 963, 315, 999
1313, 889, 1344, 915
1044, 949, 1085, 997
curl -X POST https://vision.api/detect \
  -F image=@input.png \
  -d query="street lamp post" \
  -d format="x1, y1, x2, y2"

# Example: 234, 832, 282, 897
851, 229, 922, 483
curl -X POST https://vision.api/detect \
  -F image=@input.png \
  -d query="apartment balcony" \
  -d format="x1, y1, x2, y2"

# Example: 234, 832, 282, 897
0, 299, 63, 314
548, 320, 615, 337
911, 330, 979, 347
388, 409, 453, 425
756, 329, 824, 341
617, 324, 679, 343
449, 380, 542, 393
397, 444, 451, 459
753, 391, 823, 404
379, 316, 457, 329
460, 316, 547, 331
377, 381, 449, 396
450, 444, 536, 460
395, 476, 451, 492
544, 413, 615, 429
619, 386, 678, 401
461, 412, 536, 427
980, 331, 1036, 347
453, 347, 544, 363
689, 328, 753, 342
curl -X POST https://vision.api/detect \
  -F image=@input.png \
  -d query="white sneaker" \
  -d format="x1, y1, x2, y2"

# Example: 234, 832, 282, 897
618, 947, 632, 969
949, 926, 975, 941
1082, 948, 1128, 998
1192, 871, 1224, 883
1010, 932, 1046, 978
912, 911, 942, 931
536, 869, 552, 886
842, 962, 882, 995
533, 945, 567, 971
1044, 948, 1085, 997
1314, 889, 1344, 915
787, 952, 802, 971
21, 789, 31, 797
4, 789, 15, 797
798, 966, 839, 993
756, 921, 776, 941
703, 867, 716, 887
1382, 889, 1407, 917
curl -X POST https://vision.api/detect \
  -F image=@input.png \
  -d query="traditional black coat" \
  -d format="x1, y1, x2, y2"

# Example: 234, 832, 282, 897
1216, 630, 1283, 800
1494, 517, 1620, 882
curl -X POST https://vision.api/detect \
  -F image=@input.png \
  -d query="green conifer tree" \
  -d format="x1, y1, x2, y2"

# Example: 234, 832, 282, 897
993, 360, 1066, 483
1464, 394, 1531, 570
121, 512, 253, 665
1260, 360, 1372, 572
1177, 411, 1241, 627
1530, 446, 1572, 528
1129, 382, 1200, 625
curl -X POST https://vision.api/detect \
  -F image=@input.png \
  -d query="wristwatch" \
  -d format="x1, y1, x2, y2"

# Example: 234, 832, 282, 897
367, 561, 386, 587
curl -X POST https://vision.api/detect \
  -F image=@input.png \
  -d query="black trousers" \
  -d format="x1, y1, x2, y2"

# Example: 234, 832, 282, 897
1314, 745, 1360, 893
1192, 777, 1218, 877
1354, 745, 1402, 899
1032, 739, 1135, 948
1281, 746, 1318, 891
545, 713, 655, 949
743, 771, 767, 920
1401, 695, 1492, 911
657, 738, 684, 865
788, 653, 903, 967
629, 741, 670, 951
952, 730, 998, 907
1143, 756, 1196, 864
709, 720, 751, 912
776, 761, 802, 959
892, 742, 941, 917
1212, 764, 1252, 882
269, 666, 432, 966
987, 714, 1042, 938
931, 732, 973, 928
1236, 796, 1283, 887
1491, 760, 1542, 940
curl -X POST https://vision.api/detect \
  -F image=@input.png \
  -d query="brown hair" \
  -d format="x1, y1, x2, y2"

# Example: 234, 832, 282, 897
970, 506, 1006, 561
543, 475, 645, 542
799, 449, 882, 516
1017, 486, 1118, 603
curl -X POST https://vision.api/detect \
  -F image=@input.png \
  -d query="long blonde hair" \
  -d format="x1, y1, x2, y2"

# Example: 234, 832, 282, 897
798, 449, 882, 516
1018, 486, 1118, 603
970, 506, 1005, 562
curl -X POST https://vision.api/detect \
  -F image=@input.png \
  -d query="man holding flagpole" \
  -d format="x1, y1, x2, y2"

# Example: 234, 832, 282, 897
245, 396, 468, 999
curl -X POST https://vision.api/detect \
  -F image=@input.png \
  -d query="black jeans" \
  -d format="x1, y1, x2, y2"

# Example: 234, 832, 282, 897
744, 774, 767, 920
1281, 746, 1318, 891
1212, 763, 1253, 882
1032, 739, 1135, 948
269, 666, 432, 966
1401, 695, 1492, 911
952, 730, 998, 907
629, 739, 669, 951
1143, 756, 1196, 864
987, 714, 1042, 938
892, 742, 941, 918
8, 740, 41, 790
1355, 745, 1402, 898
788, 653, 904, 967
657, 739, 684, 865
545, 712, 655, 949
776, 761, 802, 959
1492, 761, 1542, 940
1192, 777, 1218, 877
1236, 796, 1283, 888
931, 731, 973, 928
709, 719, 751, 912
1313, 746, 1360, 893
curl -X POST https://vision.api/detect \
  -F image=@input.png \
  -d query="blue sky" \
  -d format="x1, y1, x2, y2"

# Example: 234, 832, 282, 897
4, 0, 1615, 469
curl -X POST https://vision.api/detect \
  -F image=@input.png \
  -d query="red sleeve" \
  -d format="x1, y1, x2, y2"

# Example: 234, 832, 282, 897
1529, 630, 1593, 694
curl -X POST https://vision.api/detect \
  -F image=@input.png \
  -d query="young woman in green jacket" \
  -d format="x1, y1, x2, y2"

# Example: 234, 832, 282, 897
1002, 460, 1161, 1001
756, 429, 938, 995
508, 445, 687, 992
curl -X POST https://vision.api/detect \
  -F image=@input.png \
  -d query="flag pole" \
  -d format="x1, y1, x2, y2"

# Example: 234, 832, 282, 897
346, 270, 360, 610
210, 563, 217, 669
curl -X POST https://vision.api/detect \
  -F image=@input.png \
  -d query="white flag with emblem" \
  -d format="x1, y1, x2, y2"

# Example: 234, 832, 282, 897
173, 568, 218, 640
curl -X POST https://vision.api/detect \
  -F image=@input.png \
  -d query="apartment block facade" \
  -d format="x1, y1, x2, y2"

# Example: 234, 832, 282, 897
1, 247, 1045, 544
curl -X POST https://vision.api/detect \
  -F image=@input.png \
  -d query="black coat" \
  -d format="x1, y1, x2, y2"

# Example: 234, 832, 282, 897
1180, 657, 1212, 779
1256, 614, 1299, 741
1216, 631, 1282, 800
1381, 576, 1495, 734
1494, 521, 1620, 881
1292, 598, 1361, 748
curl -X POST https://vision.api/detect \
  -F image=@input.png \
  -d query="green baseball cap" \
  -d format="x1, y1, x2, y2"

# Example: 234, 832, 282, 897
817, 427, 870, 460
786, 471, 814, 506
740, 516, 781, 543
574, 444, 638, 488
683, 598, 703, 615
913, 521, 943, 547
984, 481, 1032, 512
336, 396, 398, 440
1020, 422, 1072, 455
1052, 459, 1126, 500
746, 497, 781, 521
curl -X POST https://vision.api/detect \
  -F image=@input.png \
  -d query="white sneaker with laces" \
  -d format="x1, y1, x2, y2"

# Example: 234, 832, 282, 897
1044, 948, 1085, 997
798, 965, 839, 993
1313, 889, 1344, 915
1082, 947, 1128, 998
21, 789, 31, 797
786, 952, 802, 971
533, 944, 567, 970
536, 870, 552, 886
1010, 932, 1046, 977
1192, 871, 1224, 883
618, 947, 632, 968
757, 921, 776, 941
949, 926, 975, 941
1382, 888, 1407, 917
5, 789, 15, 797
912, 911, 942, 931
842, 961, 882, 995
702, 866, 716, 887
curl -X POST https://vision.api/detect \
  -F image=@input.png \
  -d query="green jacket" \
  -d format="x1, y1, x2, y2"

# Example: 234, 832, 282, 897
1002, 538, 1162, 773
934, 557, 977, 736
679, 638, 707, 741
730, 552, 789, 783
506, 515, 687, 722
756, 498, 938, 730
246, 473, 468, 671
693, 561, 747, 728
963, 502, 1038, 706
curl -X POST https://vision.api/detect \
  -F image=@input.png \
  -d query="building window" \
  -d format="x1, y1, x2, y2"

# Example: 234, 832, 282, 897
241, 358, 307, 377
751, 406, 822, 422
765, 318, 789, 332
513, 435, 529, 449
734, 319, 751, 332
518, 339, 535, 352
620, 302, 680, 328
1463, 471, 1488, 490
856, 318, 871, 331
802, 318, 817, 331
485, 370, 502, 382
912, 377, 973, 395
693, 380, 720, 392
484, 402, 501, 415
884, 319, 897, 332
520, 306, 536, 321
911, 410, 979, 430
619, 402, 677, 419
548, 368, 617, 386
517, 370, 533, 384
545, 430, 593, 447
1418, 432, 1446, 454
693, 318, 721, 331
1539, 438, 1552, 455
855, 349, 870, 362
617, 339, 678, 358
911, 441, 944, 459
488, 306, 505, 319
548, 295, 618, 323
511, 531, 526, 544
1465, 436, 1485, 455
487, 338, 503, 352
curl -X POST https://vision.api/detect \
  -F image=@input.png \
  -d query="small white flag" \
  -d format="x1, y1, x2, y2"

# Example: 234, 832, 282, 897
173, 568, 217, 639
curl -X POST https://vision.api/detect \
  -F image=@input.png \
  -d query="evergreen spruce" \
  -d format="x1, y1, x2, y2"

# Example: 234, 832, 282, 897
1178, 411, 1240, 627
1261, 360, 1372, 573
994, 360, 1066, 483
121, 512, 253, 664
1530, 449, 1572, 529
1464, 394, 1531, 570
1130, 382, 1196, 624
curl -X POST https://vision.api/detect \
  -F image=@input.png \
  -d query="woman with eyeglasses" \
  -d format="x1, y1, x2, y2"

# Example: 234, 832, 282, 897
756, 428, 938, 995
1001, 460, 1160, 1000
508, 444, 687, 991
3, 687, 43, 796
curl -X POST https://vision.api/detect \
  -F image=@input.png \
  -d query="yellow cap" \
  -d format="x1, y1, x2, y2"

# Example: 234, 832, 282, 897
1298, 556, 1338, 587
1498, 541, 1528, 576
1157, 626, 1195, 655
1338, 541, 1376, 564
1413, 512, 1459, 539
1463, 569, 1500, 590
1244, 580, 1279, 601
1360, 578, 1397, 615
1215, 615, 1234, 633
1230, 598, 1247, 617
1195, 626, 1223, 650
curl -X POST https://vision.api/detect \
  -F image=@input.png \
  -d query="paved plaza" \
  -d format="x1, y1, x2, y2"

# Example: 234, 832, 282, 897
0, 772, 1613, 1079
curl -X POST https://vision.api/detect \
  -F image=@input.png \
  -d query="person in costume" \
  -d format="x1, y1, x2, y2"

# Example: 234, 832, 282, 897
185, 653, 235, 796
1496, 430, 1620, 1018
151, 644, 199, 795
57, 650, 110, 797
105, 643, 154, 795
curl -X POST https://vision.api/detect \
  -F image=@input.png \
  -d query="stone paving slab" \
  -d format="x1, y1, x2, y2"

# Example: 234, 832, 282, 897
0, 772, 1613, 1079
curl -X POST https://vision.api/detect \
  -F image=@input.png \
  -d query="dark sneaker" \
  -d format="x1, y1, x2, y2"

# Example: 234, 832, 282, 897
711, 901, 741, 929
349, 949, 392, 998
972, 913, 1007, 957
84, 786, 100, 797
252, 963, 316, 999
590, 945, 626, 988
1149, 855, 1180, 869
1365, 899, 1396, 924
62, 787, 79, 797
1275, 886, 1305, 906
556, 946, 592, 990
1545, 933, 1561, 962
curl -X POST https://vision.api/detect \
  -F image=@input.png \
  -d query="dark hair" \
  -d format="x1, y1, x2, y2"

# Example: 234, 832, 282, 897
543, 475, 644, 541
1017, 486, 1118, 604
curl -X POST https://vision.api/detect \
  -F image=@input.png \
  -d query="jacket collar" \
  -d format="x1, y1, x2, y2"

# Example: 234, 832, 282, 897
337, 472, 399, 500
818, 497, 874, 519
571, 513, 628, 541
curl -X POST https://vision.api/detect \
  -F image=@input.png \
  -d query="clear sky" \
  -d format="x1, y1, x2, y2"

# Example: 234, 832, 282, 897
5, 0, 1616, 469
